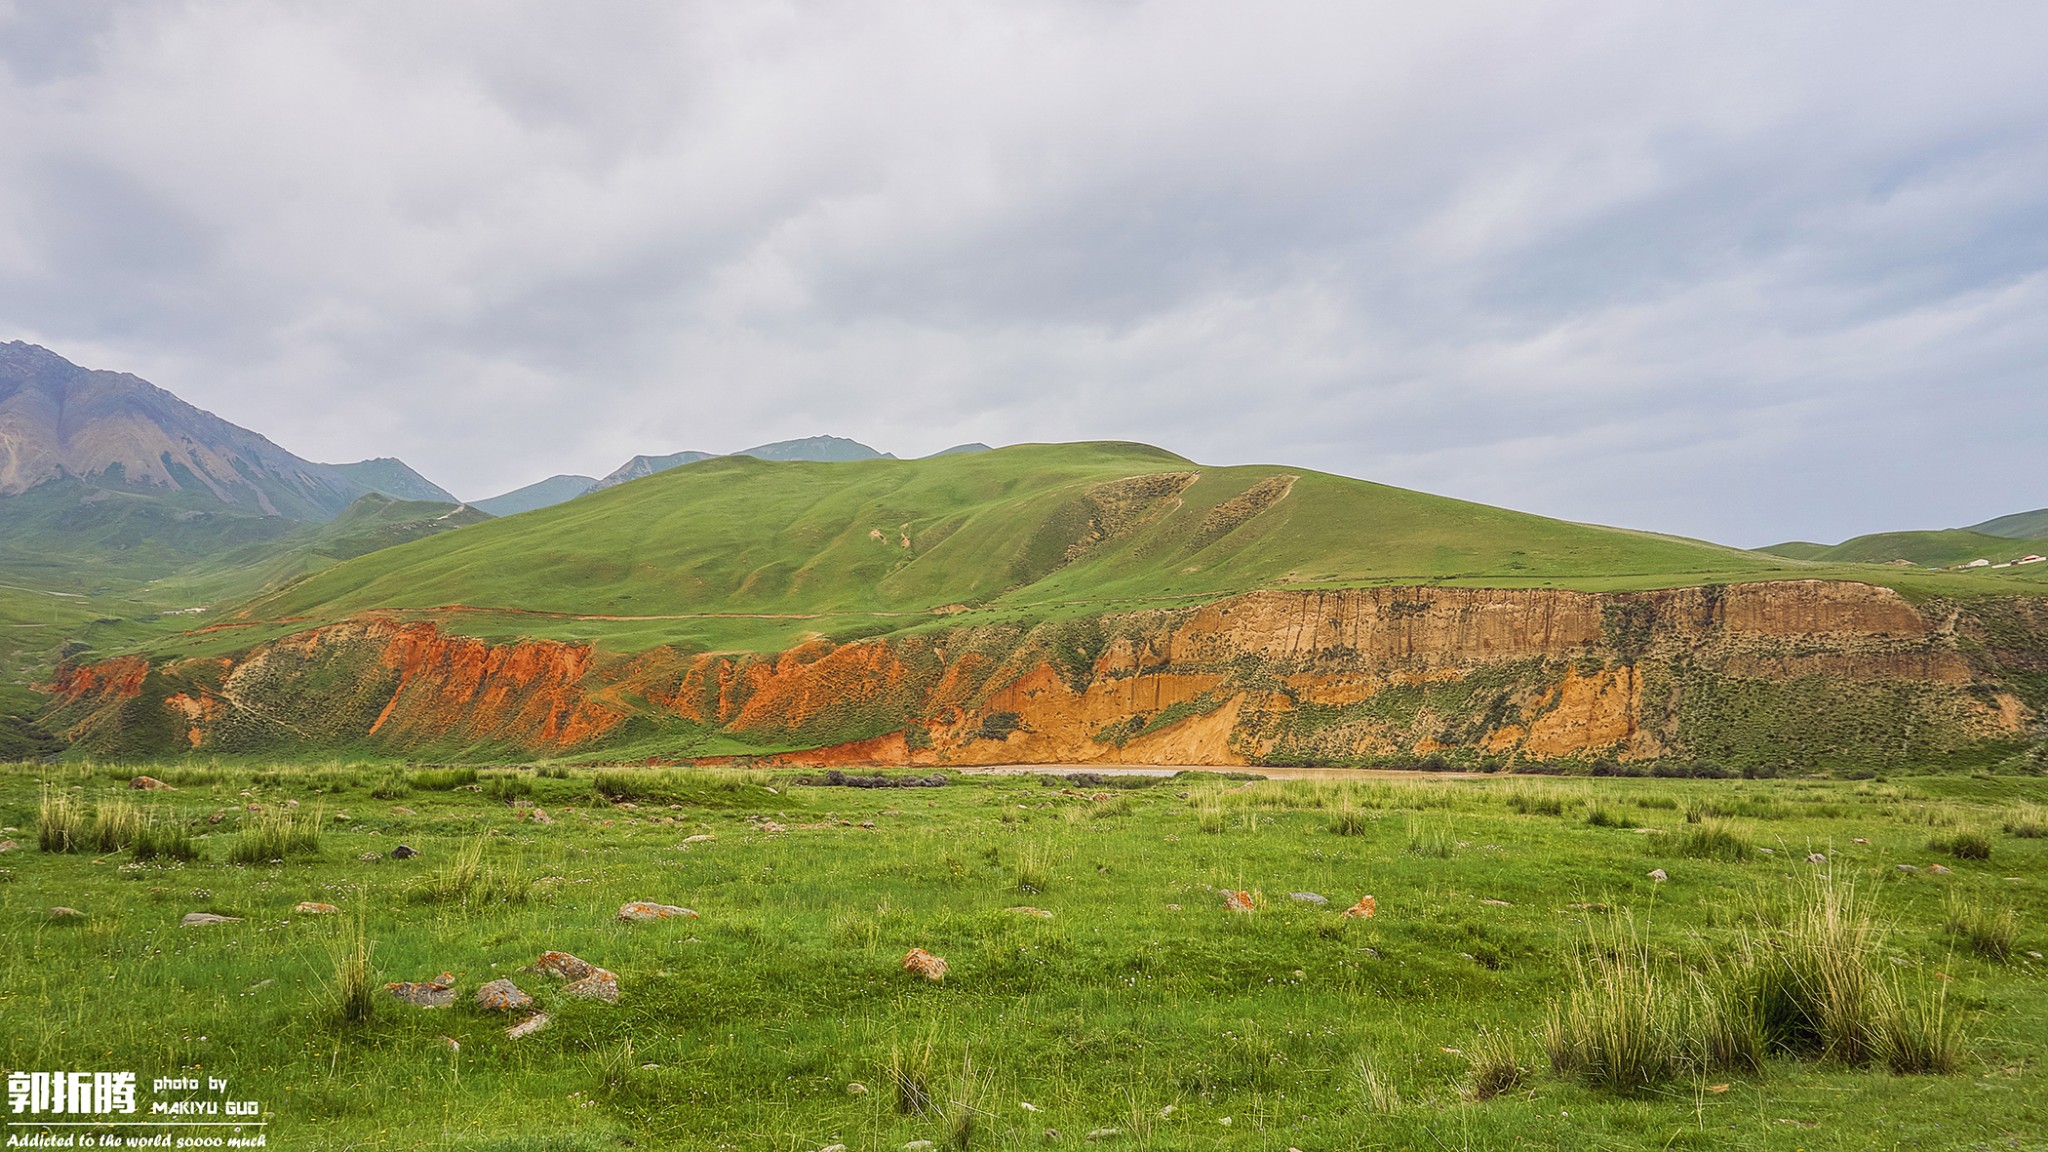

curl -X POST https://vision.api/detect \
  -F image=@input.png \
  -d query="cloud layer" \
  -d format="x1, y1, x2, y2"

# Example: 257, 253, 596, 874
2, 1, 2043, 545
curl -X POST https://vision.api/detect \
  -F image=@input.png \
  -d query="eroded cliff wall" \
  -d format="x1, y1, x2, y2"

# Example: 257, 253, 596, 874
40, 581, 2045, 770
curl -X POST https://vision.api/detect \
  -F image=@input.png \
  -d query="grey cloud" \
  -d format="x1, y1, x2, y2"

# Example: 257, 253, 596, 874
0, 1, 2042, 544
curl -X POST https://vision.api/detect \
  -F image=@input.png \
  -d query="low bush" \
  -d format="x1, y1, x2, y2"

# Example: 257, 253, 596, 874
1942, 893, 2017, 960
1929, 829, 1993, 861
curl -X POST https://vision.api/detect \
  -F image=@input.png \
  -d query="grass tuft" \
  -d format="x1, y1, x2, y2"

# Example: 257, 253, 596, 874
330, 918, 375, 1026
2002, 802, 2047, 838
1464, 1029, 1530, 1100
1928, 828, 1993, 860
38, 788, 87, 853
1942, 892, 2016, 960
228, 806, 323, 864
1649, 818, 1751, 861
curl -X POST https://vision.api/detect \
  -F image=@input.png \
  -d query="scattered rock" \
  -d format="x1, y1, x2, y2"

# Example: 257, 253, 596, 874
1007, 906, 1055, 919
683, 834, 717, 844
1807, 853, 1828, 864
532, 951, 596, 981
0, 840, 15, 852
357, 852, 381, 862
1343, 895, 1377, 919
902, 947, 948, 981
563, 968, 620, 1002
820, 1145, 847, 1152
1166, 903, 1181, 911
247, 979, 275, 991
2027, 951, 2044, 960
530, 808, 554, 825
1223, 889, 1258, 912
1289, 892, 1329, 906
1928, 863, 1952, 875
1853, 837, 1869, 844
1758, 847, 1775, 855
618, 901, 698, 922
1085, 1129, 1121, 1141
1647, 869, 1668, 883
385, 979, 456, 1008
845, 1082, 868, 1097
130, 776, 171, 791
1479, 898, 1513, 907
507, 1012, 550, 1039
48, 906, 83, 919
293, 901, 340, 914
391, 807, 415, 816
1897, 864, 1921, 873
905, 1142, 933, 1150
474, 978, 533, 1011
181, 912, 241, 927
390, 845, 419, 859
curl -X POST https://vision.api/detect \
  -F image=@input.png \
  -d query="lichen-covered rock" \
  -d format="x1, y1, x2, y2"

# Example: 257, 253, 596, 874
1342, 895, 1377, 919
562, 968, 619, 1002
1289, 892, 1329, 906
130, 776, 171, 790
1007, 906, 1055, 919
1647, 869, 1668, 883
48, 906, 83, 919
386, 979, 455, 1008
293, 902, 340, 914
902, 948, 948, 981
531, 951, 595, 981
507, 1012, 550, 1039
181, 912, 241, 927
474, 978, 533, 1011
1223, 890, 1258, 912
617, 901, 697, 922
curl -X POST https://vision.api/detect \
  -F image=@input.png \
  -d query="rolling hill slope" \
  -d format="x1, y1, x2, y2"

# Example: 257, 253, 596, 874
1762, 529, 2048, 568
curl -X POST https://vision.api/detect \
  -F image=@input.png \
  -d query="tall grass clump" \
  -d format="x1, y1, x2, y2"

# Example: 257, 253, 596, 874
330, 918, 375, 1026
1770, 868, 1883, 1064
1543, 916, 1681, 1092
1013, 843, 1052, 894
2002, 802, 2047, 838
130, 809, 200, 862
1328, 805, 1371, 836
1406, 817, 1455, 858
37, 789, 87, 853
228, 807, 323, 864
1650, 818, 1751, 861
1873, 974, 1962, 1074
91, 799, 145, 853
1585, 801, 1625, 828
413, 836, 527, 906
1351, 1056, 1401, 1113
1504, 785, 1568, 817
1464, 1029, 1531, 1100
410, 766, 478, 790
1687, 951, 1765, 1073
889, 1035, 936, 1116
1928, 828, 1993, 861
1942, 892, 2016, 960
1195, 795, 1226, 834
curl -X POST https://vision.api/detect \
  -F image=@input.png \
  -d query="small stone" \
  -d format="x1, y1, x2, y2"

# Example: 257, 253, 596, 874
357, 852, 381, 862
1223, 889, 1257, 912
181, 912, 241, 927
1807, 853, 1828, 864
1853, 837, 1869, 844
1289, 892, 1329, 906
902, 947, 948, 981
532, 951, 596, 981
391, 807, 415, 816
905, 1142, 933, 1150
1759, 847, 1775, 855
385, 980, 456, 1008
2027, 950, 2044, 960
1928, 863, 1952, 875
507, 1012, 550, 1039
563, 968, 620, 1002
130, 776, 171, 790
820, 1145, 847, 1152
48, 906, 83, 919
1648, 869, 1668, 883
474, 978, 533, 1011
845, 1082, 868, 1097
1085, 1129, 1121, 1141
1007, 906, 1055, 919
1480, 898, 1513, 907
618, 901, 698, 922
293, 902, 340, 914
0, 840, 16, 852
1897, 864, 1921, 873
1343, 895, 1378, 919
1165, 903, 1181, 911
390, 845, 419, 859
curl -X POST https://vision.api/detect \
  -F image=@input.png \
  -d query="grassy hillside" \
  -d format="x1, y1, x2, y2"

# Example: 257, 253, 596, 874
238, 442, 1811, 651
1763, 528, 2048, 569
1971, 506, 2048, 539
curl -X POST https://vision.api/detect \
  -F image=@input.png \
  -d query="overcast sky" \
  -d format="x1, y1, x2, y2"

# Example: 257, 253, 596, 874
2, 2, 2043, 547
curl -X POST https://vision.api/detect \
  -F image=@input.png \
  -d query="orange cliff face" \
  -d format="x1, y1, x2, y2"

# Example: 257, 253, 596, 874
37, 581, 2044, 769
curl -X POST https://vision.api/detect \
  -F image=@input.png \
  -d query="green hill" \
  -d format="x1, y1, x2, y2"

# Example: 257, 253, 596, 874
1970, 507, 2048, 539
1761, 528, 2048, 569
237, 441, 1824, 652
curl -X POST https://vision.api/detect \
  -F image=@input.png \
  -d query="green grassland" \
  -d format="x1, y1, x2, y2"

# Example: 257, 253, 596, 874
1, 761, 2043, 1150
207, 443, 2048, 661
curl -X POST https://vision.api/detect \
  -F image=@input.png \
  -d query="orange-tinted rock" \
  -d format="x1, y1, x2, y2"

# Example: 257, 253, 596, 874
130, 776, 171, 790
562, 968, 619, 1003
474, 978, 533, 1011
385, 979, 455, 1008
1223, 890, 1258, 913
617, 901, 697, 922
292, 902, 339, 915
532, 951, 595, 981
1342, 896, 1377, 919
507, 1012, 550, 1039
902, 948, 948, 981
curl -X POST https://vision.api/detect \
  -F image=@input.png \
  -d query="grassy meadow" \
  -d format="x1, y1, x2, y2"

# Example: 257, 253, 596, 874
0, 761, 2044, 1151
